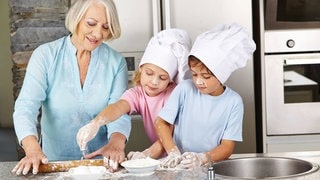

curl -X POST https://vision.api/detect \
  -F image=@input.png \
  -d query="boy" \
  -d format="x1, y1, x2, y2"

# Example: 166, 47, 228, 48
154, 23, 256, 169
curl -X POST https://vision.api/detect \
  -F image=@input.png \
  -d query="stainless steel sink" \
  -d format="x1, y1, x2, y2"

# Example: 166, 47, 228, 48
211, 157, 319, 179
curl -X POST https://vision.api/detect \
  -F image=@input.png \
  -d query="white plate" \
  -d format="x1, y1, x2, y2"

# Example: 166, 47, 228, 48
121, 158, 161, 174
68, 166, 106, 180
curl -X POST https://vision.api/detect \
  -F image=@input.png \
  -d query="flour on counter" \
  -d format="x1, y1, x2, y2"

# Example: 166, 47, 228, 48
68, 166, 106, 180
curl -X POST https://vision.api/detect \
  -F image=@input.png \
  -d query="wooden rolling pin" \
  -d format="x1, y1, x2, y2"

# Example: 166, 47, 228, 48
38, 159, 104, 173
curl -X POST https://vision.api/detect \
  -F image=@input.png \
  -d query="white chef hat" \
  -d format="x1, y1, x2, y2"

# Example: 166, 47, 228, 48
189, 23, 256, 84
140, 28, 192, 83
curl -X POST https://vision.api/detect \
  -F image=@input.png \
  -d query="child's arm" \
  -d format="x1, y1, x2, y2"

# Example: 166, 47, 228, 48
76, 99, 131, 150
127, 140, 166, 160
206, 139, 235, 162
154, 117, 184, 168
127, 117, 178, 160
154, 117, 177, 154
94, 99, 131, 126
144, 140, 166, 158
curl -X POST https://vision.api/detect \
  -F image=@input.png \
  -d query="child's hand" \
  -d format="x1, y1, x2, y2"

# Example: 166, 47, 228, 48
76, 121, 100, 150
127, 148, 152, 160
178, 152, 207, 169
160, 150, 182, 168
127, 151, 147, 160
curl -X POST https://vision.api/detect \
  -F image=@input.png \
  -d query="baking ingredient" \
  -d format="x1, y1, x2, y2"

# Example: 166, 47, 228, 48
69, 166, 106, 180
69, 166, 105, 174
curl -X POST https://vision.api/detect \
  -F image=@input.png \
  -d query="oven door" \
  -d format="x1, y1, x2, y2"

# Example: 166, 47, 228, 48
265, 53, 320, 135
265, 0, 320, 30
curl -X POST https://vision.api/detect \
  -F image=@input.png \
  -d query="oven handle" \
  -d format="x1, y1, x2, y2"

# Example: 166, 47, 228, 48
284, 58, 320, 65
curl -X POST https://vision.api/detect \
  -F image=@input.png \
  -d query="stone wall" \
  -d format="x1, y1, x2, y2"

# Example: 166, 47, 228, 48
9, 0, 70, 100
9, 0, 70, 159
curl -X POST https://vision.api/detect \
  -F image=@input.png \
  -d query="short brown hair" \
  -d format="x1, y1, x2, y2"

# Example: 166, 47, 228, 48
188, 55, 213, 75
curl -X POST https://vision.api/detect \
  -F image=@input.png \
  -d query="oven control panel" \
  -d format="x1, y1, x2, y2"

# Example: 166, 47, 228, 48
264, 29, 320, 53
120, 52, 143, 87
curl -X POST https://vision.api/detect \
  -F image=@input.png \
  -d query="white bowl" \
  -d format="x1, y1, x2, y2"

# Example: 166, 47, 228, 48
121, 158, 161, 174
68, 166, 106, 180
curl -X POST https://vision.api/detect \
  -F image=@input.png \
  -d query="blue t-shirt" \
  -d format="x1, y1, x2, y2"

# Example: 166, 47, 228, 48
13, 35, 131, 161
158, 80, 243, 153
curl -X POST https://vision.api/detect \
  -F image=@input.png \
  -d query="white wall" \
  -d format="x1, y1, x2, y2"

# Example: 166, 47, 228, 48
0, 0, 14, 128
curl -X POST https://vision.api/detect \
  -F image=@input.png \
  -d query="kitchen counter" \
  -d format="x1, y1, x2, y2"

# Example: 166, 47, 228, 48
2, 151, 320, 179
0, 162, 208, 180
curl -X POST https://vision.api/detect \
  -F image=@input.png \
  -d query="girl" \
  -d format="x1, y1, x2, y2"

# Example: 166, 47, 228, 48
76, 28, 191, 164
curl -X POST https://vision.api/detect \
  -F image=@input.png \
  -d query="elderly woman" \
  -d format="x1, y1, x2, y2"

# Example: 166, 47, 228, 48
12, 0, 130, 175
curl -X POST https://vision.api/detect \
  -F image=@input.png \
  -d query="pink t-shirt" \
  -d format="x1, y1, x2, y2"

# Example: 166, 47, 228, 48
120, 83, 176, 143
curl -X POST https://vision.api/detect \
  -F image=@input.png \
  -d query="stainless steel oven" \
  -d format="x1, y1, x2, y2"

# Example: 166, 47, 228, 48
263, 52, 320, 153
265, 53, 320, 135
261, 0, 320, 153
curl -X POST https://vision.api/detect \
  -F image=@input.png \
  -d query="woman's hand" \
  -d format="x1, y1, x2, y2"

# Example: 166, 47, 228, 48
83, 132, 126, 172
11, 136, 48, 175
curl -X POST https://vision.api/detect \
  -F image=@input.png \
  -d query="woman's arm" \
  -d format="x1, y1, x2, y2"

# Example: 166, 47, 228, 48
12, 135, 48, 175
12, 44, 51, 175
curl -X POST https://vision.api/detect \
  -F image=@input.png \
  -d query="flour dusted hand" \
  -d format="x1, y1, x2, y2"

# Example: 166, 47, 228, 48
76, 121, 100, 150
127, 148, 152, 160
177, 152, 208, 169
127, 151, 147, 160
160, 150, 183, 168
